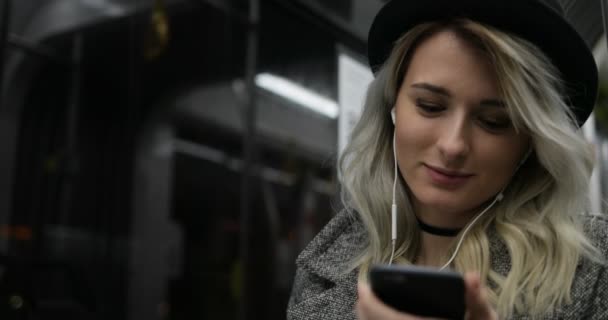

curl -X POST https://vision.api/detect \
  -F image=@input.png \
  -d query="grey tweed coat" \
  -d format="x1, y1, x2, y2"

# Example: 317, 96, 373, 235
287, 211, 608, 319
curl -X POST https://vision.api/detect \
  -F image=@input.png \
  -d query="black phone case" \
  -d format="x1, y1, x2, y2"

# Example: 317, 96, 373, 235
369, 265, 465, 320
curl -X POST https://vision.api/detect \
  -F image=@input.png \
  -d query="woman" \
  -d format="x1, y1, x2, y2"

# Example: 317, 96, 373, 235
288, 0, 608, 319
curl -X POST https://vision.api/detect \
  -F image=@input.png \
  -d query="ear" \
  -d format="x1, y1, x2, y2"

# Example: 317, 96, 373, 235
390, 108, 396, 124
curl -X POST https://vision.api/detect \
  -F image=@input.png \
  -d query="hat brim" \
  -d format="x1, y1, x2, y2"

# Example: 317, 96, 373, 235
368, 0, 598, 126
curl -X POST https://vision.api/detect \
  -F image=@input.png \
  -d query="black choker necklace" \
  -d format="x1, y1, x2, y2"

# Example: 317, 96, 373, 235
415, 215, 462, 237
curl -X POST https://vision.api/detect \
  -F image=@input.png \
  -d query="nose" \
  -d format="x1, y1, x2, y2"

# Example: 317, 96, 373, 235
437, 117, 470, 165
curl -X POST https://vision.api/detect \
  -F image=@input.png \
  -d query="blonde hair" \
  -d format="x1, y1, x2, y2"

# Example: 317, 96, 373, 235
339, 19, 602, 318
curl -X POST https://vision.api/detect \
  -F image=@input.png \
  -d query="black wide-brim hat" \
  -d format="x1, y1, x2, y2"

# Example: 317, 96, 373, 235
368, 0, 598, 126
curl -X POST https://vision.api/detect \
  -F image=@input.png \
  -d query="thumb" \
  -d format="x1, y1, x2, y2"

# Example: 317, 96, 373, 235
464, 272, 497, 320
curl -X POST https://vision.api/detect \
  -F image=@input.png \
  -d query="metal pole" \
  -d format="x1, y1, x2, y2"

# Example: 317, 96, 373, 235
602, 0, 608, 54
0, 0, 11, 111
58, 34, 83, 231
240, 0, 259, 319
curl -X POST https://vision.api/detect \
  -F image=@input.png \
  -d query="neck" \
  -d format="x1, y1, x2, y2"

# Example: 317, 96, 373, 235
417, 232, 456, 267
412, 204, 473, 267
415, 214, 462, 236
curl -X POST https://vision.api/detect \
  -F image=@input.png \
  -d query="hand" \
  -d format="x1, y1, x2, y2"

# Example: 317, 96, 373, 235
462, 272, 498, 320
356, 272, 498, 320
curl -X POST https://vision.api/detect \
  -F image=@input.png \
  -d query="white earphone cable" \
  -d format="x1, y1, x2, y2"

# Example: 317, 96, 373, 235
389, 132, 398, 265
438, 149, 528, 269
387, 107, 529, 269
439, 192, 503, 270
392, 133, 398, 205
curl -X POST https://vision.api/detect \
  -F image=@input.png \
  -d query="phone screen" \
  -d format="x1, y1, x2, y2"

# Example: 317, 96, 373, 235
369, 265, 465, 319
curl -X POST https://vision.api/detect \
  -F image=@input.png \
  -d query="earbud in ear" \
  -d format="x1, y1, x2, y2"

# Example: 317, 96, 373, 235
390, 108, 396, 124
496, 192, 504, 202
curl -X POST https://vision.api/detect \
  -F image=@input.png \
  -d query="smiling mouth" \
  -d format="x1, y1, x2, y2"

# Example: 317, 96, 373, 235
424, 164, 474, 187
425, 164, 474, 177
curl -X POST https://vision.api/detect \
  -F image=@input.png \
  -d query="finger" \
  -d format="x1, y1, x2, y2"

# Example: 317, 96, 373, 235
357, 283, 435, 320
464, 272, 497, 320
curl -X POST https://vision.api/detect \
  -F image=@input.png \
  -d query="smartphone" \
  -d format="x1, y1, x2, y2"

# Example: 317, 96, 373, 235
369, 264, 465, 319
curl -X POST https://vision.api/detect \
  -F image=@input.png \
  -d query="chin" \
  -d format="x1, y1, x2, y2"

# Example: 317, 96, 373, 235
412, 188, 475, 213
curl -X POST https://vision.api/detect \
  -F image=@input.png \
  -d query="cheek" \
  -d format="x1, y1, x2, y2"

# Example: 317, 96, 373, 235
395, 127, 426, 168
475, 144, 524, 187
394, 124, 435, 186
395, 117, 436, 154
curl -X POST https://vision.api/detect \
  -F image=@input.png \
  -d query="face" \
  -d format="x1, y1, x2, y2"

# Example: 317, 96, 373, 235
394, 30, 529, 228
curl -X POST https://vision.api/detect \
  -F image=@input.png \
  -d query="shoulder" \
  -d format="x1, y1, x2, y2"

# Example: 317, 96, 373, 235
296, 209, 366, 271
581, 213, 608, 255
569, 213, 608, 318
287, 210, 364, 320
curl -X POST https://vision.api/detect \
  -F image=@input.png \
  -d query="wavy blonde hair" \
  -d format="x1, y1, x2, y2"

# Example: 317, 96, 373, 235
340, 19, 602, 318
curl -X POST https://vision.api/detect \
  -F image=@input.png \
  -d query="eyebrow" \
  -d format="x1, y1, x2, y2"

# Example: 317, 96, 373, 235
411, 83, 450, 97
410, 82, 505, 108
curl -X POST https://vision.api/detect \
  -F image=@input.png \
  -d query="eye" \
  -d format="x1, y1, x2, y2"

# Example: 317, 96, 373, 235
415, 99, 445, 114
478, 116, 512, 132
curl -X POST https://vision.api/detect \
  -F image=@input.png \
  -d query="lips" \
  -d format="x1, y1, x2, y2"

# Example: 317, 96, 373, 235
424, 164, 474, 187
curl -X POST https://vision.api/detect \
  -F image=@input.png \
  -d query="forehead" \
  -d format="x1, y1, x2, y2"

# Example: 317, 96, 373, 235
402, 29, 499, 99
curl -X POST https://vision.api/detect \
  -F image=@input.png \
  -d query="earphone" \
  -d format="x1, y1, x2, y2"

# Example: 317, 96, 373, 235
388, 107, 531, 269
389, 108, 398, 264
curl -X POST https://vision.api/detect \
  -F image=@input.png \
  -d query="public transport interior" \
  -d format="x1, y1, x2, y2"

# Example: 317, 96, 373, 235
0, 0, 607, 319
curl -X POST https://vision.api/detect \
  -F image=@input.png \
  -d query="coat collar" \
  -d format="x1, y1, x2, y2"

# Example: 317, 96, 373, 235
296, 210, 366, 283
